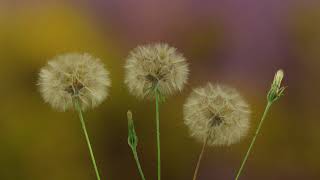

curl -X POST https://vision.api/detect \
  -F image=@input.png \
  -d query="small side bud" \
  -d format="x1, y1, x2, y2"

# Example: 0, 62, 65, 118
127, 110, 133, 121
127, 110, 138, 149
267, 69, 286, 103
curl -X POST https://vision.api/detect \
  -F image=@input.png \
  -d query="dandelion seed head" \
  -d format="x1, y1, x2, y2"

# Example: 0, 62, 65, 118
38, 53, 111, 111
184, 83, 250, 146
124, 43, 189, 99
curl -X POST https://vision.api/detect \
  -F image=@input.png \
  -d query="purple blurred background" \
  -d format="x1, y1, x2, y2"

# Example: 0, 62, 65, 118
0, 0, 320, 179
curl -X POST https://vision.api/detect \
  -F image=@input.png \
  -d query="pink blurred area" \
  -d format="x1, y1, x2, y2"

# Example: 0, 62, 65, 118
0, 0, 320, 179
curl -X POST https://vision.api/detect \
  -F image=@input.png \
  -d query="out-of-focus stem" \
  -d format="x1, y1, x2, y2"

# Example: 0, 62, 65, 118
74, 98, 102, 180
192, 136, 208, 180
155, 89, 161, 180
235, 102, 272, 180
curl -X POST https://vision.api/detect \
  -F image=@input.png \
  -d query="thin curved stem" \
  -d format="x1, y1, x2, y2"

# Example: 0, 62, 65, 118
155, 89, 161, 180
132, 150, 146, 180
74, 99, 102, 180
235, 101, 272, 180
192, 136, 208, 180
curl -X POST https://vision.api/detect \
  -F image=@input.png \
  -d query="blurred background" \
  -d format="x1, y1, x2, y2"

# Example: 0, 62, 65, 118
0, 0, 320, 179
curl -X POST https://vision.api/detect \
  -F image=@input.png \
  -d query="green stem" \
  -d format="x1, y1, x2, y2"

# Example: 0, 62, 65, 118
192, 136, 208, 180
132, 150, 146, 180
155, 89, 161, 180
74, 99, 102, 180
235, 101, 273, 180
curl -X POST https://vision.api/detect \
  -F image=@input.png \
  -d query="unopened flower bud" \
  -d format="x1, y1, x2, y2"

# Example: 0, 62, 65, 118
267, 69, 285, 102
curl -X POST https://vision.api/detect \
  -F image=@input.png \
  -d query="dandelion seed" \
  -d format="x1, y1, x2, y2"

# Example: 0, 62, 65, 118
38, 53, 110, 180
124, 43, 189, 99
184, 83, 250, 146
38, 53, 111, 111
185, 83, 250, 180
124, 43, 189, 180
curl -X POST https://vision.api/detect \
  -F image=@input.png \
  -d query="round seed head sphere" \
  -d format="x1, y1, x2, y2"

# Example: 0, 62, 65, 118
38, 53, 111, 111
184, 83, 250, 146
124, 43, 189, 99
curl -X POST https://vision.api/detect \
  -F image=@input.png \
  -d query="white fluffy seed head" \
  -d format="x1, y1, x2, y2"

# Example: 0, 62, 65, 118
184, 83, 250, 146
124, 43, 189, 99
38, 53, 111, 111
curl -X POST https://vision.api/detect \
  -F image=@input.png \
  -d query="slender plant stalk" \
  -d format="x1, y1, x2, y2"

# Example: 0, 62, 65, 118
74, 98, 102, 180
132, 150, 146, 180
127, 110, 146, 180
155, 88, 161, 180
192, 136, 208, 180
235, 101, 272, 180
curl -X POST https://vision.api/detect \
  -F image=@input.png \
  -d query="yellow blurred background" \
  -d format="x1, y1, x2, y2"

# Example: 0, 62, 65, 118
0, 1, 320, 179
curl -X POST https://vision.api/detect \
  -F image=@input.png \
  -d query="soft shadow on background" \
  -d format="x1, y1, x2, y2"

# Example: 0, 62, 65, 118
0, 0, 320, 179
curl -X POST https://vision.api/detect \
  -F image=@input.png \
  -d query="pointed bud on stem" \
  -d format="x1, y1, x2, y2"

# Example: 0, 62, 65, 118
267, 69, 286, 103
128, 110, 138, 149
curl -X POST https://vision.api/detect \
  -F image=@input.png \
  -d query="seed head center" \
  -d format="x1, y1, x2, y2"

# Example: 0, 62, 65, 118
145, 74, 159, 83
209, 115, 223, 127
65, 78, 85, 96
